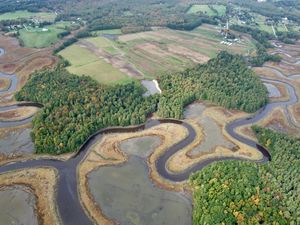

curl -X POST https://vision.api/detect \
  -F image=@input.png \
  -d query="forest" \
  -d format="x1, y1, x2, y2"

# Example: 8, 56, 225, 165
16, 51, 268, 154
157, 51, 268, 119
232, 0, 300, 24
1, 0, 300, 31
15, 65, 158, 154
190, 126, 300, 224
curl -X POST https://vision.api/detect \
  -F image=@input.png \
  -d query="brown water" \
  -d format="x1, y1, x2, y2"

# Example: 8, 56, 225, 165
88, 136, 192, 225
119, 136, 161, 158
0, 186, 38, 225
0, 128, 34, 155
183, 102, 206, 119
190, 116, 235, 155
183, 102, 235, 155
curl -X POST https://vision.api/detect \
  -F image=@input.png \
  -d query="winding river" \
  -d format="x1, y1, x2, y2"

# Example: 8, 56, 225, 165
0, 47, 299, 224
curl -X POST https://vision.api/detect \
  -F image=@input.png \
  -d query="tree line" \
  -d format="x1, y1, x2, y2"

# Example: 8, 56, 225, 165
16, 51, 269, 154
231, 25, 281, 66
157, 51, 268, 119
15, 65, 158, 154
190, 126, 300, 224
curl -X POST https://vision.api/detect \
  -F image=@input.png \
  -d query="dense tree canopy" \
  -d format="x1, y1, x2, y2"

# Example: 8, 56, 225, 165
15, 66, 158, 154
15, 51, 269, 154
190, 126, 300, 225
157, 51, 268, 118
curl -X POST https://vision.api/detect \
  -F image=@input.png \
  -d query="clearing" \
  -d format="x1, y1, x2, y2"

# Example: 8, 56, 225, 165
0, 10, 56, 22
58, 44, 132, 85
61, 24, 255, 79
18, 21, 78, 48
187, 5, 226, 16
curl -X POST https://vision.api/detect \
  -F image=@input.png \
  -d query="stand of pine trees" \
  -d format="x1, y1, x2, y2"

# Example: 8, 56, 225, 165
157, 51, 268, 119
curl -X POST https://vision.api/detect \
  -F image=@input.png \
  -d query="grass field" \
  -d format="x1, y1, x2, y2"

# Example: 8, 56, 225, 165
53, 21, 80, 30
0, 10, 56, 22
92, 29, 122, 35
18, 25, 66, 48
58, 44, 132, 85
69, 24, 256, 79
187, 4, 226, 16
86, 37, 121, 55
17, 20, 81, 48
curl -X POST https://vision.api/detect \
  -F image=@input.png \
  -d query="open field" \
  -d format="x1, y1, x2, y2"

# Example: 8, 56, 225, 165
230, 10, 298, 35
115, 25, 255, 77
61, 24, 255, 80
58, 44, 132, 85
92, 29, 122, 36
19, 25, 68, 48
0, 10, 56, 22
187, 4, 226, 16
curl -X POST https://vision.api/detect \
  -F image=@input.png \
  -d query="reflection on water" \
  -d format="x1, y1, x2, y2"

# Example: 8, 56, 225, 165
264, 83, 281, 98
141, 80, 161, 97
89, 136, 192, 225
0, 186, 38, 225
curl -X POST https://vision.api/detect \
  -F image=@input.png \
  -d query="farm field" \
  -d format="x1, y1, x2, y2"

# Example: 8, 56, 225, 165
18, 22, 75, 48
19, 27, 61, 48
230, 10, 295, 35
255, 15, 287, 34
0, 10, 56, 22
61, 24, 255, 79
187, 4, 226, 16
91, 29, 122, 36
58, 44, 132, 85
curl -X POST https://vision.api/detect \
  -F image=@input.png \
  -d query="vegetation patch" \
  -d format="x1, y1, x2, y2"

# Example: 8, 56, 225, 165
91, 29, 122, 35
76, 25, 255, 78
15, 66, 158, 154
0, 10, 56, 22
59, 44, 131, 84
190, 126, 300, 224
157, 51, 268, 118
187, 5, 226, 17
18, 25, 66, 48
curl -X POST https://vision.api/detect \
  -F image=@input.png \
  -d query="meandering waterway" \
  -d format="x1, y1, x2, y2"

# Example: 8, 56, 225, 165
0, 46, 299, 225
